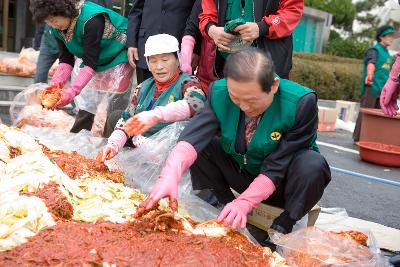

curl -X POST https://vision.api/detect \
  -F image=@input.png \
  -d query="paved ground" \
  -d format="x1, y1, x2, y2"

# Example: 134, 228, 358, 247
317, 130, 400, 229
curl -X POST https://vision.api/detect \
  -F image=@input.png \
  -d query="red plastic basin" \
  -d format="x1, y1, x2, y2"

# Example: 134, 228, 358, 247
356, 141, 400, 167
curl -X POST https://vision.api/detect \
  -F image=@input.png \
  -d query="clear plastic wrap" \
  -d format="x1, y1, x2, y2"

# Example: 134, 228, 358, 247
272, 226, 388, 267
116, 122, 187, 194
23, 126, 106, 159
271, 207, 388, 267
10, 83, 74, 131
90, 97, 108, 137
72, 59, 134, 115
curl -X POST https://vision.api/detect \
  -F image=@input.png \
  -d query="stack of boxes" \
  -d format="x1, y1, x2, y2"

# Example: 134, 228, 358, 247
317, 100, 359, 132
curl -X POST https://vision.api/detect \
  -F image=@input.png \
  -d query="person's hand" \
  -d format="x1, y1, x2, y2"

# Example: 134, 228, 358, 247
365, 74, 373, 86
191, 53, 200, 73
217, 174, 276, 230
123, 110, 161, 137
127, 47, 139, 69
380, 78, 400, 117
96, 143, 119, 164
234, 22, 260, 42
51, 89, 76, 109
180, 62, 192, 74
365, 63, 375, 86
50, 63, 73, 88
217, 199, 252, 229
134, 176, 179, 217
208, 25, 235, 52
134, 141, 197, 218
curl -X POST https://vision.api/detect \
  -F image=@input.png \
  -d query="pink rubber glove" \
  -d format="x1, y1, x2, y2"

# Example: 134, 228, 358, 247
135, 141, 197, 217
50, 63, 73, 87
180, 35, 196, 74
96, 129, 127, 163
380, 55, 400, 117
217, 174, 276, 230
124, 100, 191, 136
52, 66, 96, 109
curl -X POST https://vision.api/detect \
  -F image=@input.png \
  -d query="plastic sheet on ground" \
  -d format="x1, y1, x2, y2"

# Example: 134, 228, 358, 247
10, 83, 74, 131
271, 207, 389, 267
22, 123, 222, 224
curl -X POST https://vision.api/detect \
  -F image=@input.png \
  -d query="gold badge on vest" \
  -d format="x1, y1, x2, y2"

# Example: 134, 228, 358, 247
270, 132, 282, 141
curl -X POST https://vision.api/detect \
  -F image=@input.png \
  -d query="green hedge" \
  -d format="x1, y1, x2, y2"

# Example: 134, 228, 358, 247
290, 53, 363, 101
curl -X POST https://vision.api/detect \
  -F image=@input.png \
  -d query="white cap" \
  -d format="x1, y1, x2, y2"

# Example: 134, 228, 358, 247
144, 34, 179, 57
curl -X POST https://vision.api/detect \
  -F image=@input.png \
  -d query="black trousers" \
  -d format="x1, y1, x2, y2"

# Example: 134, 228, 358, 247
70, 88, 132, 135
353, 86, 380, 142
190, 138, 331, 222
136, 67, 152, 85
70, 110, 95, 133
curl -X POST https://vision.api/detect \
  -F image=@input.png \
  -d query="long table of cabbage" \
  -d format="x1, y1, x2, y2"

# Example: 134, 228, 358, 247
0, 124, 288, 266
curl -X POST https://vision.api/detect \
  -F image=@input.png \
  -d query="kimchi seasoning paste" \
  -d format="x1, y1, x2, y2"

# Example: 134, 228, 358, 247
0, 219, 271, 266
24, 182, 73, 220
44, 150, 124, 183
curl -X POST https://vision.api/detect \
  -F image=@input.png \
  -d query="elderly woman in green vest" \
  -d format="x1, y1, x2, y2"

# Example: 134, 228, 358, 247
96, 34, 206, 163
135, 48, 331, 250
29, 0, 134, 134
353, 25, 396, 141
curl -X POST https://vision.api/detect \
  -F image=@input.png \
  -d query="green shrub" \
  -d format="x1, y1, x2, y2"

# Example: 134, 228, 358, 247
324, 31, 370, 60
291, 53, 363, 101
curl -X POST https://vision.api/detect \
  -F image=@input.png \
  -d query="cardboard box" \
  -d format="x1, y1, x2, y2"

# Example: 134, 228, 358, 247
232, 191, 321, 232
318, 106, 339, 132
336, 100, 359, 122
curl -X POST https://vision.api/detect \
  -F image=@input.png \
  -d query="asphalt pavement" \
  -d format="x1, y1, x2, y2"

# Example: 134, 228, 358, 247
317, 129, 400, 229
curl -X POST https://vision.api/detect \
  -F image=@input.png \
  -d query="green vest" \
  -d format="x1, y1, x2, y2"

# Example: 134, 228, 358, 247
361, 43, 392, 97
211, 78, 319, 175
52, 1, 128, 72
225, 0, 254, 22
136, 72, 190, 137
220, 0, 255, 58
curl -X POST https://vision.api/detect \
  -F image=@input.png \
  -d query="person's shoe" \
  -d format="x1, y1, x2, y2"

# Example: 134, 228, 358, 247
246, 224, 277, 251
194, 189, 224, 210
246, 224, 289, 251
390, 253, 400, 267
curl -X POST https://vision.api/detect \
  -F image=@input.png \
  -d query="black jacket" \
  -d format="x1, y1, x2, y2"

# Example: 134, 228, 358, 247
127, 0, 196, 69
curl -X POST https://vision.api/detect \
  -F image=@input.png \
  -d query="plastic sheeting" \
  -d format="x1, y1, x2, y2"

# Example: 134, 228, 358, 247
10, 83, 74, 131
271, 208, 389, 267
72, 59, 134, 115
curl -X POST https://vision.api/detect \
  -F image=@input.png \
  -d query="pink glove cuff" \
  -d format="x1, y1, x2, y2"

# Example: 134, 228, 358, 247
153, 100, 192, 122
180, 35, 196, 73
50, 63, 73, 87
236, 174, 276, 210
159, 141, 197, 183
107, 129, 128, 152
70, 66, 96, 96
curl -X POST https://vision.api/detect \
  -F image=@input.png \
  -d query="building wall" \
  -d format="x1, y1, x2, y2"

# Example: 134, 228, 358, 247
293, 7, 332, 53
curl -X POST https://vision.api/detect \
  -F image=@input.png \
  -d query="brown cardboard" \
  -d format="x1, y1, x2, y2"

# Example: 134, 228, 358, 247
318, 106, 339, 132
